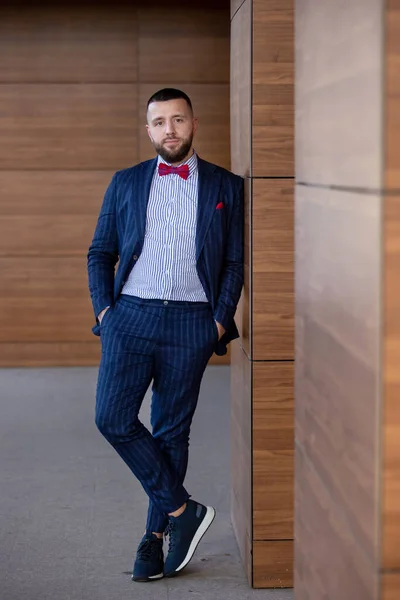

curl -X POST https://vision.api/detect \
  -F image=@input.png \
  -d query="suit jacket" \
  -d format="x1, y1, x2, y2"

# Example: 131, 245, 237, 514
87, 156, 244, 356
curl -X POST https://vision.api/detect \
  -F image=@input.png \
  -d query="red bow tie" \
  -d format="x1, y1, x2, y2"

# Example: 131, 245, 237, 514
158, 163, 190, 180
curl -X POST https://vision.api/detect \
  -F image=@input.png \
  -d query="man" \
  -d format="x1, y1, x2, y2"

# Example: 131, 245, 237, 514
87, 88, 244, 582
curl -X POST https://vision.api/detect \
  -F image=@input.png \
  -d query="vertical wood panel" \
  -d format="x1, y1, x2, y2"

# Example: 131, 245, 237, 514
295, 0, 383, 188
295, 186, 381, 576
252, 179, 294, 360
253, 362, 294, 540
253, 541, 293, 588
230, 340, 252, 585
386, 0, 400, 189
295, 445, 377, 600
252, 0, 294, 177
383, 203, 400, 570
235, 177, 251, 357
382, 573, 400, 600
383, 0, 400, 574
230, 0, 251, 176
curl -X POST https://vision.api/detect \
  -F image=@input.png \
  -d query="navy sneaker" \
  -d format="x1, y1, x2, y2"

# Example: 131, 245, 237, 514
164, 499, 216, 577
132, 533, 164, 582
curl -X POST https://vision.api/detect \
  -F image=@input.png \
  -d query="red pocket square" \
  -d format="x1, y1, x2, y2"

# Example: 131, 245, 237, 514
216, 202, 224, 210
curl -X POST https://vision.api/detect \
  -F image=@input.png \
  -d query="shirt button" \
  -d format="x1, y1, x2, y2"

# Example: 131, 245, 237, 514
133, 255, 138, 261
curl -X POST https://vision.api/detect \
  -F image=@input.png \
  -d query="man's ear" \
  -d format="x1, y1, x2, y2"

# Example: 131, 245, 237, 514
146, 124, 153, 142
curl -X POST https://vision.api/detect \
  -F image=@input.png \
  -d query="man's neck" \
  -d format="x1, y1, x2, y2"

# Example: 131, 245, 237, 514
169, 148, 194, 167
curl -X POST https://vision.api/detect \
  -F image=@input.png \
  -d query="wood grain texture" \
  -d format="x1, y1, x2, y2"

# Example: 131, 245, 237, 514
0, 215, 97, 257
230, 340, 252, 585
252, 179, 294, 360
0, 84, 137, 170
383, 193, 400, 570
0, 171, 113, 216
253, 362, 294, 540
382, 573, 400, 600
0, 342, 101, 367
294, 444, 377, 600
0, 7, 137, 83
253, 540, 293, 588
0, 258, 95, 343
139, 84, 230, 169
295, 185, 381, 566
386, 0, 400, 189
252, 0, 294, 177
230, 0, 251, 177
138, 8, 229, 84
295, 0, 383, 189
235, 177, 251, 357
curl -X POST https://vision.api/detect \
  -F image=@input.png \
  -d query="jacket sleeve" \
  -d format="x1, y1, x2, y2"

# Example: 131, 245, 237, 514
213, 177, 244, 331
87, 173, 119, 321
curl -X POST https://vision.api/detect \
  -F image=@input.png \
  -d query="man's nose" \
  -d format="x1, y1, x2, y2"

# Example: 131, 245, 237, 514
165, 120, 176, 135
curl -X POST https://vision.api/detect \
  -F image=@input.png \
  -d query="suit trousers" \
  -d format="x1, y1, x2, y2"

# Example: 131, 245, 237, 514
95, 294, 218, 534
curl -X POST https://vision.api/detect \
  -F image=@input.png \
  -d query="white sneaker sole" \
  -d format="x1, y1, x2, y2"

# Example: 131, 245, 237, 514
173, 505, 216, 573
131, 572, 163, 582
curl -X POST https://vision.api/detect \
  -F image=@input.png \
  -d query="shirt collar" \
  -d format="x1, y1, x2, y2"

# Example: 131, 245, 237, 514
157, 150, 198, 178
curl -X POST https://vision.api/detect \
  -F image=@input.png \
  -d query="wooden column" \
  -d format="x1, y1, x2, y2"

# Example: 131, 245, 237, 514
295, 1, 400, 599
230, 0, 294, 588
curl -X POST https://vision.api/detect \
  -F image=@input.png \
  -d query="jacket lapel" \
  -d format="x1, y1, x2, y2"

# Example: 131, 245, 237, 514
196, 158, 220, 259
135, 158, 157, 246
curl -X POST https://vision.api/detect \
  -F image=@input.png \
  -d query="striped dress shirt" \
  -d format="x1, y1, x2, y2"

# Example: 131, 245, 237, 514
121, 151, 208, 302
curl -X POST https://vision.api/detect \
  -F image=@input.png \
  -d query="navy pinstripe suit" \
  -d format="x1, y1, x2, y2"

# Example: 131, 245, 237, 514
87, 156, 244, 534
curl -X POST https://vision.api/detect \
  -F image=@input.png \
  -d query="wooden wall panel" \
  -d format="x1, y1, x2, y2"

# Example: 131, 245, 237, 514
0, 258, 95, 343
138, 84, 230, 169
253, 362, 294, 540
2, 4, 231, 367
253, 541, 293, 588
231, 340, 252, 584
252, 0, 294, 177
0, 84, 137, 170
0, 216, 96, 257
296, 186, 381, 568
386, 0, 400, 189
230, 0, 251, 177
382, 573, 400, 600
295, 445, 377, 600
138, 9, 229, 84
252, 179, 294, 360
295, 0, 383, 189
0, 342, 101, 368
0, 172, 113, 215
383, 0, 400, 579
0, 7, 137, 83
383, 197, 400, 571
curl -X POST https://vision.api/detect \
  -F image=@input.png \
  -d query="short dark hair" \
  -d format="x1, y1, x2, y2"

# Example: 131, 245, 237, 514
146, 88, 193, 112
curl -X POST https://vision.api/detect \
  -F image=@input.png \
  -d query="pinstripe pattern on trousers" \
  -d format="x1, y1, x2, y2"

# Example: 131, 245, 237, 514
95, 294, 218, 533
121, 152, 208, 302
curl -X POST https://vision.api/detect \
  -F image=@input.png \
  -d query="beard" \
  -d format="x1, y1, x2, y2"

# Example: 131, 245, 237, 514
153, 133, 194, 164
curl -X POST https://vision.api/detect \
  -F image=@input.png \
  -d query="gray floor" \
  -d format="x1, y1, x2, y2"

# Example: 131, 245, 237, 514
0, 366, 293, 600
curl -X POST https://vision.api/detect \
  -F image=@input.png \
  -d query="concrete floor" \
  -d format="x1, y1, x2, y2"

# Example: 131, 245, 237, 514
0, 366, 293, 600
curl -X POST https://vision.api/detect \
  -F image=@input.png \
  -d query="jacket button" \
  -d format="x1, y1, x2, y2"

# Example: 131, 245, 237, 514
133, 255, 138, 261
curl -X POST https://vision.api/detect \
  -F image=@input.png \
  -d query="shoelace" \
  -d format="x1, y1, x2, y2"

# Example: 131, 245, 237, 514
137, 539, 160, 562
165, 521, 177, 553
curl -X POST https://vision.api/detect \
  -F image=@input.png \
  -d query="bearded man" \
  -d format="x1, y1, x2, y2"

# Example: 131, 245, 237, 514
87, 88, 244, 582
